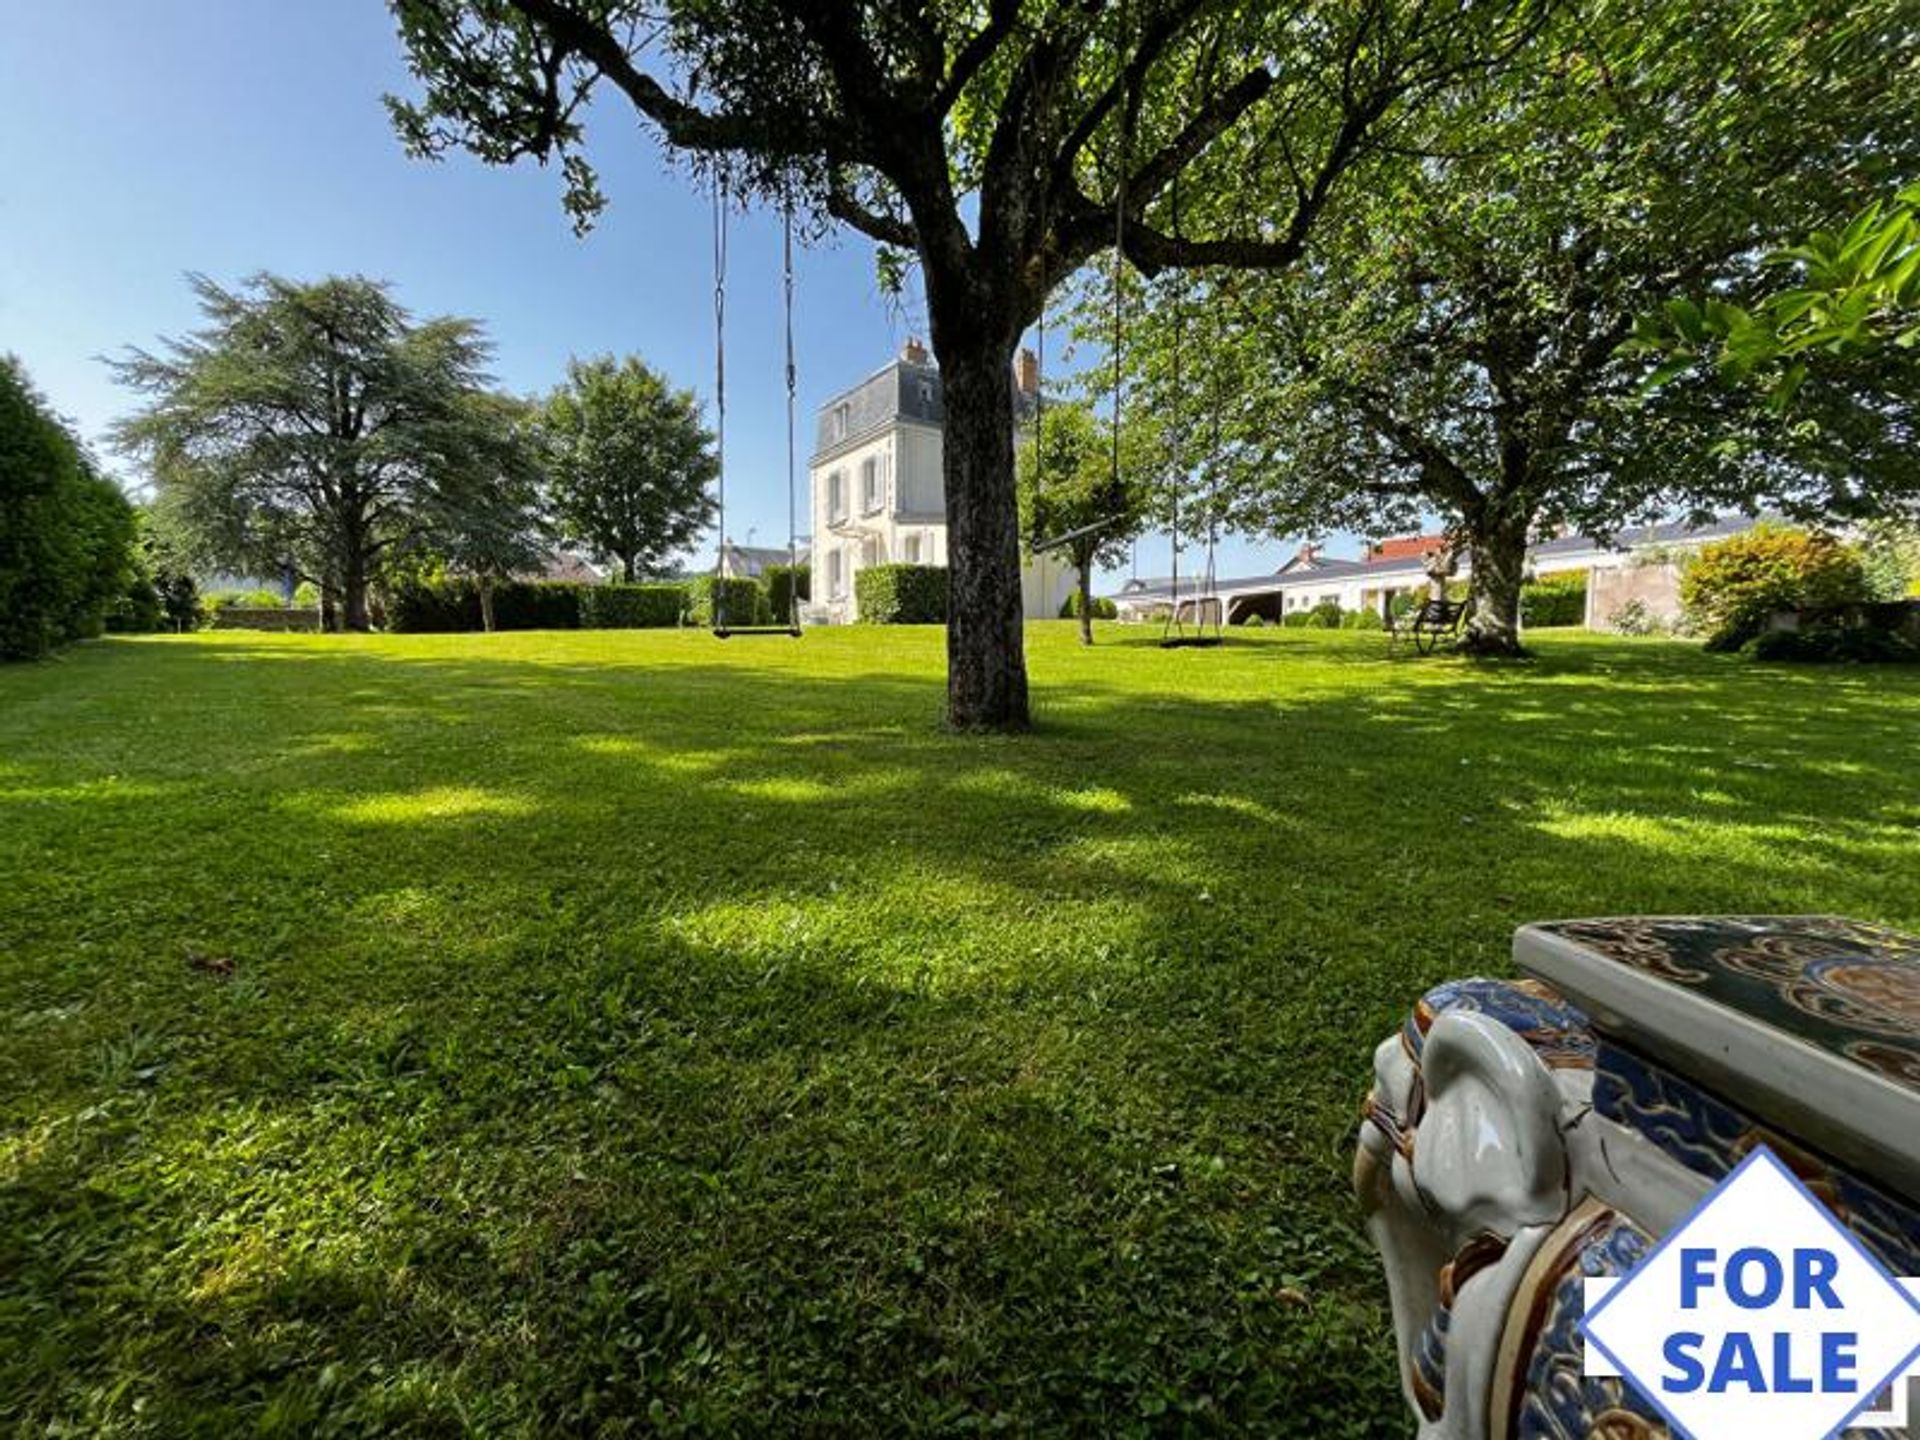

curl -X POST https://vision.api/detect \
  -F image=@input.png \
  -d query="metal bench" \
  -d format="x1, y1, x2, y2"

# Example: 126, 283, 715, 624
1385, 596, 1472, 655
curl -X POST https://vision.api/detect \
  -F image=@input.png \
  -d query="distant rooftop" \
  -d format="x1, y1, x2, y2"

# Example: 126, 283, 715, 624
812, 342, 1038, 461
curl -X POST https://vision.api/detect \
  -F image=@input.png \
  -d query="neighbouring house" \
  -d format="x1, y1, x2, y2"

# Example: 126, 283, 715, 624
1110, 516, 1763, 629
808, 340, 1076, 623
717, 540, 811, 580
533, 551, 607, 585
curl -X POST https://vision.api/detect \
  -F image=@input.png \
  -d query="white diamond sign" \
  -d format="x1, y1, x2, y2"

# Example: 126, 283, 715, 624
1580, 1146, 1920, 1439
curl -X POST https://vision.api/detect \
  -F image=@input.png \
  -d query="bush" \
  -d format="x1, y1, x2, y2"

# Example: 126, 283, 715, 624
1306, 600, 1343, 629
1340, 608, 1384, 630
205, 587, 285, 610
1681, 525, 1869, 651
1243, 614, 1266, 629
579, 583, 689, 629
1389, 592, 1418, 620
764, 564, 810, 622
1520, 573, 1587, 628
856, 564, 948, 624
1, 357, 138, 659
686, 575, 768, 627
1607, 599, 1663, 636
1743, 626, 1920, 664
108, 575, 165, 633
1281, 610, 1314, 628
1059, 592, 1118, 620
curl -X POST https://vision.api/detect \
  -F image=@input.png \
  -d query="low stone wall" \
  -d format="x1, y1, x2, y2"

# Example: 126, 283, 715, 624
207, 607, 322, 633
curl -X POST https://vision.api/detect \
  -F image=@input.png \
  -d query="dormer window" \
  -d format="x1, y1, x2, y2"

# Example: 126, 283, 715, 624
831, 403, 850, 442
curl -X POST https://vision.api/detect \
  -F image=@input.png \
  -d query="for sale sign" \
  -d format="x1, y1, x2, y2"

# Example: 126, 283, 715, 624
1581, 1147, 1920, 1439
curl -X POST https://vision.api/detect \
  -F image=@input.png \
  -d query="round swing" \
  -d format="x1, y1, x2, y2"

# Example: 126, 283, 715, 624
709, 173, 803, 639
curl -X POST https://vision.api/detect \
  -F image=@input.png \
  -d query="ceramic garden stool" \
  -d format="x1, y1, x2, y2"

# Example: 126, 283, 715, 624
1353, 916, 1920, 1439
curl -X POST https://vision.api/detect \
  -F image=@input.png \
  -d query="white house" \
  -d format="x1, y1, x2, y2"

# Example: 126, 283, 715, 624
808, 341, 1076, 623
1111, 516, 1763, 629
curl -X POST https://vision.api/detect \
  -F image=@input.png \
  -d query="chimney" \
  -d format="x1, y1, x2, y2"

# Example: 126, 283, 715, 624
1015, 346, 1039, 396
901, 336, 929, 366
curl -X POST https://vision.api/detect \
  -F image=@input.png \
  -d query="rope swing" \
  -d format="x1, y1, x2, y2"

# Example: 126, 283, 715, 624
709, 168, 803, 639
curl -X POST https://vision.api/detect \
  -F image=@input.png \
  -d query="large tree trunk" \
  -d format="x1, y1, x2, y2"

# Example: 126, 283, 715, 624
479, 578, 497, 633
930, 316, 1029, 731
342, 548, 372, 632
1461, 503, 1531, 656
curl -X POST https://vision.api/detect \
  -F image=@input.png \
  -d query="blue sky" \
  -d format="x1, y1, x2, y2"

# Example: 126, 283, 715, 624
0, 0, 1306, 582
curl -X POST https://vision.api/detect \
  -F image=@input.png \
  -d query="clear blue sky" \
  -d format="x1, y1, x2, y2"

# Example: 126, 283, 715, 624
0, 0, 1308, 582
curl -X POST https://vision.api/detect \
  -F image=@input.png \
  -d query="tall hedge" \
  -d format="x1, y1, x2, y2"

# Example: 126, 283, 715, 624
1520, 573, 1588, 628
686, 575, 768, 627
579, 583, 689, 628
1, 357, 137, 659
764, 563, 810, 622
388, 578, 590, 632
856, 564, 948, 624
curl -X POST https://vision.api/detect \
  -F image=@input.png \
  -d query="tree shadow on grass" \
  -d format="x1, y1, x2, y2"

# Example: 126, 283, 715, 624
1, 632, 1917, 1434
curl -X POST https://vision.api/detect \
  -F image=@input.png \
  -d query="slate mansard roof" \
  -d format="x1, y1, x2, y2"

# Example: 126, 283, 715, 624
812, 358, 1039, 463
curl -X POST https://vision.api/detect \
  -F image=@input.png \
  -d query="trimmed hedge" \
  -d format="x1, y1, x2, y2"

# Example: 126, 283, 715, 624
686, 575, 769, 627
580, 583, 688, 629
1520, 574, 1587, 628
764, 563, 810, 622
2, 357, 137, 659
388, 579, 590, 633
856, 564, 948, 624
1744, 625, 1919, 664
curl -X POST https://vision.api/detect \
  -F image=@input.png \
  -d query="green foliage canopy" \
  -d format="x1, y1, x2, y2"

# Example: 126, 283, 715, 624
542, 355, 717, 584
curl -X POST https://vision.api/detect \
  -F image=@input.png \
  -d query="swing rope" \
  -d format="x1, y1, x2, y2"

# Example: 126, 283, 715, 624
711, 170, 731, 630
707, 168, 803, 639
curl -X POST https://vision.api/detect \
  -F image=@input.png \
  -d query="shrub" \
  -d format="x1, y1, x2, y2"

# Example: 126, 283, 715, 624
686, 575, 768, 627
579, 583, 689, 629
1059, 592, 1118, 620
1520, 573, 1587, 628
1389, 592, 1418, 620
1743, 626, 1919, 664
1606, 599, 1663, 636
1306, 599, 1344, 629
856, 564, 948, 624
1, 357, 138, 659
1681, 525, 1869, 651
1243, 614, 1266, 629
205, 587, 285, 610
764, 563, 810, 622
1281, 610, 1314, 628
1340, 608, 1384, 630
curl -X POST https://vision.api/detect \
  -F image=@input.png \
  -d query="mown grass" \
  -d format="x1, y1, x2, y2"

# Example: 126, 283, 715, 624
3, 625, 1917, 1436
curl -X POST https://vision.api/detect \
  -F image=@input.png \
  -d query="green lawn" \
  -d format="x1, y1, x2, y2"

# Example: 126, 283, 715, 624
3, 626, 1917, 1436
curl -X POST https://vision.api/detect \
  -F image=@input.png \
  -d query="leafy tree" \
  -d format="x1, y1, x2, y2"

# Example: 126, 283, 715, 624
1, 356, 137, 659
385, 0, 1539, 728
111, 274, 511, 631
541, 356, 717, 583
1636, 184, 1920, 409
1016, 400, 1145, 645
421, 391, 551, 631
1107, 0, 1918, 654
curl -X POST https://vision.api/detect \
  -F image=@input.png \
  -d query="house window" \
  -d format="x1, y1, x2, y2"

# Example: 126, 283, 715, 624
860, 456, 880, 513
861, 537, 880, 570
827, 471, 846, 524
904, 533, 921, 564
828, 548, 845, 599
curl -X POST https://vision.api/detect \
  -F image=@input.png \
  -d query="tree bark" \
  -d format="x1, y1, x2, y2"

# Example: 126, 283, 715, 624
342, 548, 372, 632
932, 320, 1029, 730
1074, 546, 1095, 646
1461, 504, 1531, 656
479, 578, 497, 633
